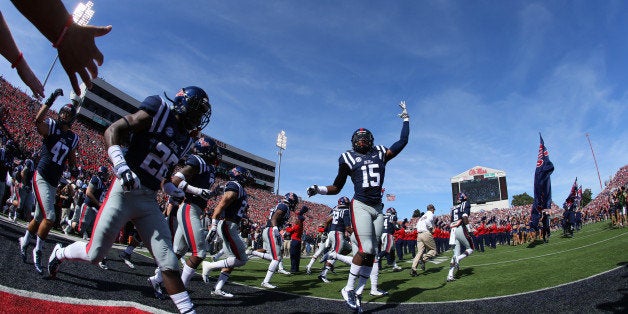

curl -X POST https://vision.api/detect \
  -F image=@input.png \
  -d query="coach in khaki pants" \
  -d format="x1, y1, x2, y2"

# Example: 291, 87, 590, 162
410, 204, 437, 276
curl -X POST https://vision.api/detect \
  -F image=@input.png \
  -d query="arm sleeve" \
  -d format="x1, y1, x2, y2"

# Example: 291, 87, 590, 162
389, 120, 409, 156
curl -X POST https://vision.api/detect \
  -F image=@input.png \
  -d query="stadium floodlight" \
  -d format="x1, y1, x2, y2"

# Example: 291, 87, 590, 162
42, 1, 96, 90
275, 130, 287, 195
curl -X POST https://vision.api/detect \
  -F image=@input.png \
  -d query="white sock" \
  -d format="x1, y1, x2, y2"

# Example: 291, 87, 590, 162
306, 257, 316, 269
345, 263, 361, 291
370, 260, 379, 288
215, 271, 229, 291
170, 291, 194, 313
355, 266, 371, 295
180, 264, 196, 288
61, 241, 88, 261
35, 236, 44, 251
263, 260, 279, 283
334, 252, 353, 265
252, 251, 273, 261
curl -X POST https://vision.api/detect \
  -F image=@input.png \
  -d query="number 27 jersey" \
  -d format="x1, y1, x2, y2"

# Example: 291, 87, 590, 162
340, 145, 388, 206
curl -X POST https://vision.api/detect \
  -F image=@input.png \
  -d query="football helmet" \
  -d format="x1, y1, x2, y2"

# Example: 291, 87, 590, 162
97, 166, 109, 180
229, 166, 252, 184
58, 103, 77, 125
386, 207, 396, 215
169, 86, 211, 132
283, 192, 299, 209
337, 196, 351, 208
194, 136, 221, 165
458, 193, 467, 201
351, 128, 374, 154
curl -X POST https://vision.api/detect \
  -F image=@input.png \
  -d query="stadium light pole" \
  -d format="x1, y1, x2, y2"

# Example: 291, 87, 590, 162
275, 130, 287, 195
42, 1, 95, 90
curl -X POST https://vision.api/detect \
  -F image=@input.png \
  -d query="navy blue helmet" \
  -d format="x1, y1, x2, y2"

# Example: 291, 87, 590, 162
58, 103, 78, 125
283, 192, 299, 209
194, 136, 221, 165
351, 128, 374, 154
229, 166, 252, 184
169, 86, 211, 132
337, 196, 351, 208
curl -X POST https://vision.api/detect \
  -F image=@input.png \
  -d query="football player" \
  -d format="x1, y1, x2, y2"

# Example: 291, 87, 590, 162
76, 165, 109, 239
151, 136, 219, 291
307, 101, 409, 311
446, 193, 474, 282
19, 89, 79, 274
250, 192, 300, 288
48, 86, 211, 314
316, 196, 353, 283
380, 207, 402, 272
200, 166, 252, 298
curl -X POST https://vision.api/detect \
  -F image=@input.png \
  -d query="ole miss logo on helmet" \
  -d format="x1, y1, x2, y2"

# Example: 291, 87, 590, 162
198, 137, 211, 147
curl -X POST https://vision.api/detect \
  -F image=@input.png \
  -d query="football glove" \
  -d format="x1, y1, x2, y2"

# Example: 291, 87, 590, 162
397, 100, 409, 120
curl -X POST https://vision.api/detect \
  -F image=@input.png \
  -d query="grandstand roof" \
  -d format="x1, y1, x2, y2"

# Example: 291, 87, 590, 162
451, 165, 506, 182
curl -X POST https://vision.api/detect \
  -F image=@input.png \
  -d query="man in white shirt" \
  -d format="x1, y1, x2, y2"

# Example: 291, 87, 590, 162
410, 204, 437, 277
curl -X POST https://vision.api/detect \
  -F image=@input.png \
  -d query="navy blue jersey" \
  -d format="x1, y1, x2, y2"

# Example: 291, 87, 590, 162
124, 96, 194, 191
184, 154, 216, 208
21, 159, 34, 188
383, 213, 398, 233
85, 175, 107, 207
266, 202, 291, 229
36, 118, 79, 185
220, 181, 248, 225
330, 206, 351, 232
0, 148, 12, 179
339, 145, 388, 206
451, 201, 471, 223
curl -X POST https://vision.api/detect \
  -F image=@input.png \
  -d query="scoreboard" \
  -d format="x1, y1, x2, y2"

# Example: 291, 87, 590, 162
451, 166, 508, 206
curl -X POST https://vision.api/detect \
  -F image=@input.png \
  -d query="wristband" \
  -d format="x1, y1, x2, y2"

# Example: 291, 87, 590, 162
107, 145, 126, 168
317, 185, 328, 195
11, 52, 23, 69
53, 16, 74, 48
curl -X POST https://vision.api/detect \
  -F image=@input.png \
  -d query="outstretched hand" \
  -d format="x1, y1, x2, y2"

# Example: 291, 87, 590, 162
397, 100, 409, 120
57, 23, 112, 95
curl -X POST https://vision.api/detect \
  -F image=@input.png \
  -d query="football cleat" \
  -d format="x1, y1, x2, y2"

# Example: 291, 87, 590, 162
277, 269, 291, 275
33, 249, 44, 275
318, 275, 330, 283
369, 289, 389, 296
419, 260, 426, 271
119, 251, 135, 269
392, 265, 402, 272
98, 258, 109, 270
211, 289, 234, 298
201, 261, 211, 283
48, 244, 63, 278
18, 237, 27, 263
261, 282, 276, 289
355, 293, 364, 313
450, 256, 459, 271
148, 278, 166, 300
306, 267, 312, 275
447, 276, 456, 282
341, 287, 357, 309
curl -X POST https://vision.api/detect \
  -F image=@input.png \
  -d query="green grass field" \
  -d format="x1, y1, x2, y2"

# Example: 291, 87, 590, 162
213, 221, 627, 303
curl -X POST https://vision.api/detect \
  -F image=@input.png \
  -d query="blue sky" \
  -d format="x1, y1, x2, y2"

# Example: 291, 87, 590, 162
2, 1, 627, 218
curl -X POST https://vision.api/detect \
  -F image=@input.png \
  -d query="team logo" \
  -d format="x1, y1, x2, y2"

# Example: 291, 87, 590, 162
355, 157, 362, 162
165, 126, 174, 138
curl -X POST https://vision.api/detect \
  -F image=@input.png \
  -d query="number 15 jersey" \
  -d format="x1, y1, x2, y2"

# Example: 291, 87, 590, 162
339, 145, 388, 206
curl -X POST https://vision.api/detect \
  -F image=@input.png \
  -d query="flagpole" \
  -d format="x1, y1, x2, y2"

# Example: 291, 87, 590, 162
585, 133, 603, 190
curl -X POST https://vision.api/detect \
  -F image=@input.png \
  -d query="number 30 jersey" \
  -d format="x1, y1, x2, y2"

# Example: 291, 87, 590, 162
36, 118, 79, 186
339, 145, 388, 206
124, 96, 194, 191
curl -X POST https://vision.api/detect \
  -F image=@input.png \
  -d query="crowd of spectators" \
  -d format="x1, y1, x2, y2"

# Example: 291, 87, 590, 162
2, 77, 626, 257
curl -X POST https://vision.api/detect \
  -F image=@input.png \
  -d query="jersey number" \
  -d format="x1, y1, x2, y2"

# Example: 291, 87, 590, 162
50, 142, 70, 165
360, 164, 381, 188
140, 142, 179, 181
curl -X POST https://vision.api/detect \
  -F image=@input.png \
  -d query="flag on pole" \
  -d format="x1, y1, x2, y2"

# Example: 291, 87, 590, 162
564, 177, 578, 207
532, 133, 554, 213
386, 194, 396, 201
